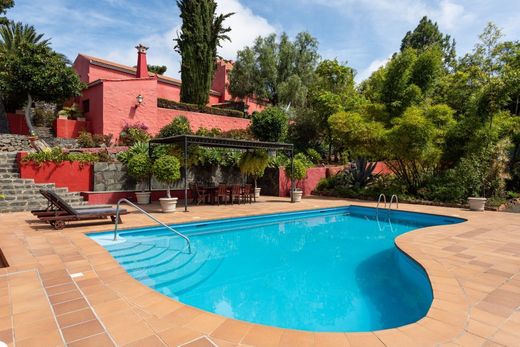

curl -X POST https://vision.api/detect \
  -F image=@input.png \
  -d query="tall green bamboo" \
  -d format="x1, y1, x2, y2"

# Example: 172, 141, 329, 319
175, 0, 233, 105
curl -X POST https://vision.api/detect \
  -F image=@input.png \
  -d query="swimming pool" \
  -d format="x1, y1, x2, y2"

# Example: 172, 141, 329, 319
89, 206, 463, 332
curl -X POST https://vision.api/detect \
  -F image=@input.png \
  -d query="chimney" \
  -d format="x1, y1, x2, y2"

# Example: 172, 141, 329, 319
135, 44, 149, 78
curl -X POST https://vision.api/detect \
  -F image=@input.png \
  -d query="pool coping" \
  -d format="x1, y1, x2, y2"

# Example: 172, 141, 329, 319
0, 197, 519, 346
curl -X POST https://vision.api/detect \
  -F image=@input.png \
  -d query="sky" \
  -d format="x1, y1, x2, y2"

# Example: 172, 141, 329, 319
7, 0, 520, 83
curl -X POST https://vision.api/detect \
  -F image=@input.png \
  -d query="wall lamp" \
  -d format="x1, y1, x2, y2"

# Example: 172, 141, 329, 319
136, 94, 144, 107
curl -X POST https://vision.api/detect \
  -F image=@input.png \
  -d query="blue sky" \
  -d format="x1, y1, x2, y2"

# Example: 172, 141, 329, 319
7, 0, 520, 82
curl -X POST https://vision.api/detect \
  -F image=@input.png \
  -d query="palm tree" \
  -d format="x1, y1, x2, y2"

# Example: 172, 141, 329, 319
0, 21, 51, 135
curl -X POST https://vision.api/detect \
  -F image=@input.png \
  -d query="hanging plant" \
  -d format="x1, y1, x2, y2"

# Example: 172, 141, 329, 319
238, 150, 269, 189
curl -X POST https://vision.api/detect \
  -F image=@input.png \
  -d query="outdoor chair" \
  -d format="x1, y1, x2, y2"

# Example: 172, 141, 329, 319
217, 184, 229, 205
241, 184, 253, 204
231, 184, 242, 204
32, 190, 128, 230
192, 183, 208, 205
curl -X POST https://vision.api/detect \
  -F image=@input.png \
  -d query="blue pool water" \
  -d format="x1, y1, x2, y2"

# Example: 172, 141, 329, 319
89, 206, 463, 332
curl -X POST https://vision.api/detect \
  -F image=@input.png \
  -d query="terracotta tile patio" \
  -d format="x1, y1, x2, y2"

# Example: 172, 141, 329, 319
0, 196, 519, 346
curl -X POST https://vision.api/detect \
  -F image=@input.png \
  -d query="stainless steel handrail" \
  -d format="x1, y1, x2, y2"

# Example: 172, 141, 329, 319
376, 194, 387, 210
389, 194, 399, 210
113, 198, 191, 253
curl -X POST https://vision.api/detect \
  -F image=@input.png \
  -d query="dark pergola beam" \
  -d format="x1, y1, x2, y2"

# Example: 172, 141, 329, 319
148, 135, 294, 211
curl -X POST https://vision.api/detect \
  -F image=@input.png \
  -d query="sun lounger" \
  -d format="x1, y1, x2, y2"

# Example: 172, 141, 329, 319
32, 189, 128, 230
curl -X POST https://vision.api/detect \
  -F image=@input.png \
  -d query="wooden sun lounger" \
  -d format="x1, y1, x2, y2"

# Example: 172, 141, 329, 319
33, 190, 128, 230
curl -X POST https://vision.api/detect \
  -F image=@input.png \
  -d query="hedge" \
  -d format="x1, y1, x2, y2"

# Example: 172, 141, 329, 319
157, 98, 245, 118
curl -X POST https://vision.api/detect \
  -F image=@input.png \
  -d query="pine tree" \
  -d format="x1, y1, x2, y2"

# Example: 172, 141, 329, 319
175, 0, 233, 105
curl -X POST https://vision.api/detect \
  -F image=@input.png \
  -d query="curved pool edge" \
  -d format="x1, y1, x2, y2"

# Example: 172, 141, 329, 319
78, 201, 477, 346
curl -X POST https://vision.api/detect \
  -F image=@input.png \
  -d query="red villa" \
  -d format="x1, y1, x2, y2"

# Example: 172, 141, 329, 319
66, 44, 266, 139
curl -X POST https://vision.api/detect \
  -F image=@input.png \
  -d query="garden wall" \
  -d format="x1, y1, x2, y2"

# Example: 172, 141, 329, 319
18, 153, 93, 192
157, 108, 250, 133
6, 113, 29, 135
258, 166, 345, 197
54, 118, 90, 138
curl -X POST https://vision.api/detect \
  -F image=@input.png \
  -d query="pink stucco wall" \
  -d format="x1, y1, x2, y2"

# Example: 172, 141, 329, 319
157, 108, 250, 133
278, 166, 345, 197
157, 81, 181, 102
80, 83, 104, 134
102, 78, 158, 137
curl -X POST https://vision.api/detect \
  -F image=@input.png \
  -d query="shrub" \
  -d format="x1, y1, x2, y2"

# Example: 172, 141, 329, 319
119, 122, 151, 146
77, 131, 96, 148
152, 155, 181, 198
305, 148, 321, 164
116, 142, 149, 164
157, 116, 192, 138
21, 147, 105, 165
78, 131, 113, 148
251, 107, 288, 142
158, 98, 245, 118
127, 153, 152, 191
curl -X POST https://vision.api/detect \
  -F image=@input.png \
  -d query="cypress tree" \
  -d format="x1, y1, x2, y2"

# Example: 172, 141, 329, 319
175, 0, 233, 105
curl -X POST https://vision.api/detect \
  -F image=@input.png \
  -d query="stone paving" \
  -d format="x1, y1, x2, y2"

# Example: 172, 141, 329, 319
0, 196, 519, 346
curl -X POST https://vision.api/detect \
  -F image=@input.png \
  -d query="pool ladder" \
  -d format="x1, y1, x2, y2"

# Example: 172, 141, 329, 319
376, 194, 399, 211
113, 198, 191, 254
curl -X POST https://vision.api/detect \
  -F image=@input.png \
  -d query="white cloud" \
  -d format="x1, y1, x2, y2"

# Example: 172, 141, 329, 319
356, 57, 389, 83
215, 0, 276, 59
104, 0, 276, 78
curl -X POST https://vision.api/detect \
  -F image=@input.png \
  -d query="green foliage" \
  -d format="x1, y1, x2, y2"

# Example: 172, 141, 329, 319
400, 16, 456, 67
77, 131, 113, 148
250, 107, 288, 142
0, 0, 14, 25
116, 142, 149, 164
157, 116, 192, 138
157, 98, 244, 118
152, 155, 181, 198
119, 122, 150, 146
57, 104, 83, 120
22, 147, 108, 165
286, 155, 311, 182
175, 0, 233, 105
329, 110, 386, 160
229, 32, 319, 105
147, 64, 167, 75
127, 153, 151, 191
0, 24, 84, 109
305, 148, 321, 164
238, 150, 269, 187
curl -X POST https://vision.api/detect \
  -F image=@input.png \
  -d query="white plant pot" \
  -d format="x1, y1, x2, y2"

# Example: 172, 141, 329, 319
254, 187, 261, 199
291, 189, 303, 202
468, 197, 486, 211
159, 197, 178, 212
135, 192, 151, 205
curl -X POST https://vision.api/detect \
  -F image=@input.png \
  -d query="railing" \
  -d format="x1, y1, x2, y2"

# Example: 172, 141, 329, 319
113, 198, 191, 253
389, 194, 399, 210
376, 194, 387, 210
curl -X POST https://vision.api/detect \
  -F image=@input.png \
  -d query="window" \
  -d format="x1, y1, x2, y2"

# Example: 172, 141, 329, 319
82, 99, 90, 113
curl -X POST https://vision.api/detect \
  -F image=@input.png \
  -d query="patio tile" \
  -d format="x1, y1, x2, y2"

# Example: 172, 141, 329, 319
122, 334, 166, 347
61, 319, 105, 343
56, 307, 97, 328
68, 332, 115, 347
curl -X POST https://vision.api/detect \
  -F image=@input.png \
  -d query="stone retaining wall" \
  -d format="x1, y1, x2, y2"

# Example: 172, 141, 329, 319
0, 134, 32, 152
93, 162, 244, 192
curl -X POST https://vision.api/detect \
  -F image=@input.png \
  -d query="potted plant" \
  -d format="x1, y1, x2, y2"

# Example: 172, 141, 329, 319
152, 155, 181, 212
238, 150, 269, 200
468, 197, 487, 211
286, 156, 310, 202
127, 152, 152, 204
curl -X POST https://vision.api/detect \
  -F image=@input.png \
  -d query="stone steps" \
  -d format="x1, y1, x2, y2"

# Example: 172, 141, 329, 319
0, 152, 87, 213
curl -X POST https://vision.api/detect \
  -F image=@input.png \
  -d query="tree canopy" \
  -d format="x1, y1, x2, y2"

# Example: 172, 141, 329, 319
229, 32, 320, 106
174, 0, 233, 105
0, 0, 13, 25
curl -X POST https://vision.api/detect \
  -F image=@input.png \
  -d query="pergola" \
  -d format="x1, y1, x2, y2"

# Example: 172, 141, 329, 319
148, 135, 295, 211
